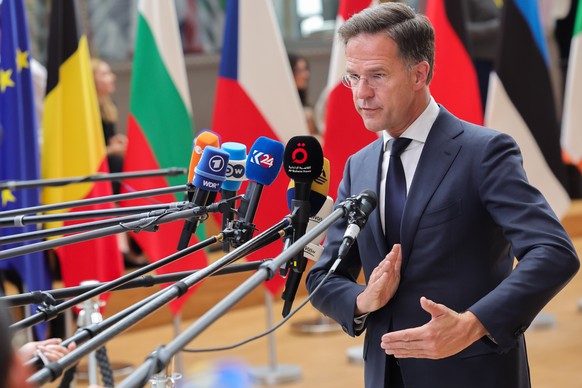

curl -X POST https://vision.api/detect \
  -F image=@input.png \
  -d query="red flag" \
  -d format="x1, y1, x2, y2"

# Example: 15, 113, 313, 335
425, 0, 483, 124
323, 0, 377, 200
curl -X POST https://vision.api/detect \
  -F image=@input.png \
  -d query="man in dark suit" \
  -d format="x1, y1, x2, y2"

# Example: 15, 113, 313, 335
306, 3, 579, 388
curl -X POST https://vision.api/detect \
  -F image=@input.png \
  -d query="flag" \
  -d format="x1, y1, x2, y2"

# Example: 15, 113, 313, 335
41, 0, 123, 294
122, 0, 207, 314
212, 0, 308, 295
322, 0, 376, 200
0, 0, 52, 339
425, 0, 483, 125
561, 0, 582, 173
485, 0, 570, 218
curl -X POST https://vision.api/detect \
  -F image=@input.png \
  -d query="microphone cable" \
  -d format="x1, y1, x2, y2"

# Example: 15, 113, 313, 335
181, 264, 337, 353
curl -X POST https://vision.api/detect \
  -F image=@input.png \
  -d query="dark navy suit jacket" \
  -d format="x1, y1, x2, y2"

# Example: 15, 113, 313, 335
306, 107, 579, 388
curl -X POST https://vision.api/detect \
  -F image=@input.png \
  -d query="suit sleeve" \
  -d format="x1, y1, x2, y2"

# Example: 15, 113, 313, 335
306, 155, 367, 337
468, 132, 579, 350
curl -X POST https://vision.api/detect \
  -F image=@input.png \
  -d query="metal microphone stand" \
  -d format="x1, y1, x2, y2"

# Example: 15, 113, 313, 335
117, 197, 356, 388
27, 217, 291, 386
0, 167, 186, 191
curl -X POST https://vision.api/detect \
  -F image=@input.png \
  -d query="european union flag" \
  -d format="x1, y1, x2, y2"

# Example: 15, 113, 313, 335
0, 0, 52, 339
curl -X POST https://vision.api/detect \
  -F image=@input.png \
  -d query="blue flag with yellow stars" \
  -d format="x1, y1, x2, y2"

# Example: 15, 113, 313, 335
0, 0, 52, 339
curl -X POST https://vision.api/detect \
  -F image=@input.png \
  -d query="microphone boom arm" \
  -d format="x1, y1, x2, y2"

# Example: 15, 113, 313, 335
117, 199, 352, 388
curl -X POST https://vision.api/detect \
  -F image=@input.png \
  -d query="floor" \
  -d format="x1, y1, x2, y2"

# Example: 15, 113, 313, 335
37, 236, 582, 388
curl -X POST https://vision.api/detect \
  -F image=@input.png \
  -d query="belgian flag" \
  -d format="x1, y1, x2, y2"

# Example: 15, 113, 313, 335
41, 0, 123, 292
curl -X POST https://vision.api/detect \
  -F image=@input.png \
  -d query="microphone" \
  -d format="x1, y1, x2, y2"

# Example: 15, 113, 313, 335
187, 130, 220, 196
281, 158, 330, 274
177, 146, 230, 250
337, 190, 378, 260
230, 137, 284, 248
281, 136, 324, 316
286, 157, 330, 217
302, 195, 334, 262
283, 136, 324, 269
220, 142, 247, 251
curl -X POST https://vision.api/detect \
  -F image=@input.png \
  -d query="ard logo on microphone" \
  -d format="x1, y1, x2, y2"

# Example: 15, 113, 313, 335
208, 155, 226, 172
250, 150, 275, 168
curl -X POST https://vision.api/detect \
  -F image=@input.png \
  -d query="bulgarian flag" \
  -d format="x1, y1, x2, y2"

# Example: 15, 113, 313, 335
425, 0, 483, 125
212, 0, 308, 295
41, 0, 123, 293
561, 0, 582, 173
322, 0, 376, 200
122, 0, 207, 314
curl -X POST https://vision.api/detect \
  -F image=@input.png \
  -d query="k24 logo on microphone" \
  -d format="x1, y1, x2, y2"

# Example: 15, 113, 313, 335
250, 150, 274, 168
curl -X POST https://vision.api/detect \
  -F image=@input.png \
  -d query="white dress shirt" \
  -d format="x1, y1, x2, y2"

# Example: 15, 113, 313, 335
379, 97, 439, 236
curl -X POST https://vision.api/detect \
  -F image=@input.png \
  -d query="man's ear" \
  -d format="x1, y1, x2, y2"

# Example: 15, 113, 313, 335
412, 61, 430, 89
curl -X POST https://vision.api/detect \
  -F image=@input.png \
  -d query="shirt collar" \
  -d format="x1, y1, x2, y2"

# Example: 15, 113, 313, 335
383, 96, 439, 151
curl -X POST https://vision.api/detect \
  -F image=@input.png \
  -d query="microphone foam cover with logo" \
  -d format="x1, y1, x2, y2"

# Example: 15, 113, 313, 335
221, 142, 247, 191
305, 195, 334, 244
246, 136, 284, 186
193, 146, 230, 192
188, 130, 220, 183
283, 136, 324, 183
287, 157, 330, 215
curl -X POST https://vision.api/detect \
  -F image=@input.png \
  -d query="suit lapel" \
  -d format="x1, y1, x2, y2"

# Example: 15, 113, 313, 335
400, 108, 464, 274
365, 138, 389, 261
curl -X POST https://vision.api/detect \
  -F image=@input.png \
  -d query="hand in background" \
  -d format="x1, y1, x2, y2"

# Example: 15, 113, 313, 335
18, 338, 76, 362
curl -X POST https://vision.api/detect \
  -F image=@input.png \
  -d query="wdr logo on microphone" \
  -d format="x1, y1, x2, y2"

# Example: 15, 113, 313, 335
202, 180, 221, 189
250, 150, 274, 168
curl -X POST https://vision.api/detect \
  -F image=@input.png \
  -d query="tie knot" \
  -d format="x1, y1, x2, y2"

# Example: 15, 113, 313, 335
390, 137, 411, 157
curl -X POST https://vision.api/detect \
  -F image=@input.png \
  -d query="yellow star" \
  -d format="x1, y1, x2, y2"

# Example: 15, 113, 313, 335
16, 49, 30, 72
1, 189, 16, 207
0, 69, 15, 92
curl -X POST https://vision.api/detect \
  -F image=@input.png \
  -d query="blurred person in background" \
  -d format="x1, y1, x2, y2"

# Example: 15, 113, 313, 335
91, 58, 147, 267
288, 53, 322, 143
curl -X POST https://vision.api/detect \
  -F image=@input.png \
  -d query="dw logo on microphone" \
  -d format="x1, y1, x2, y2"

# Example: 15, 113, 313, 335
226, 163, 246, 179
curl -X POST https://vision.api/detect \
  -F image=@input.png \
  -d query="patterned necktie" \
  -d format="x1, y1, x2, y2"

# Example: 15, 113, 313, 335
385, 137, 412, 248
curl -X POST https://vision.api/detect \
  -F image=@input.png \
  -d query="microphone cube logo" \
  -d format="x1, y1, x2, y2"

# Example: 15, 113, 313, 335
287, 142, 314, 175
291, 143, 308, 164
250, 150, 275, 168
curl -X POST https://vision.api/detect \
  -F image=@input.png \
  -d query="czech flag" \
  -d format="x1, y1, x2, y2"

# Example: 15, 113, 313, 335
212, 0, 309, 295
